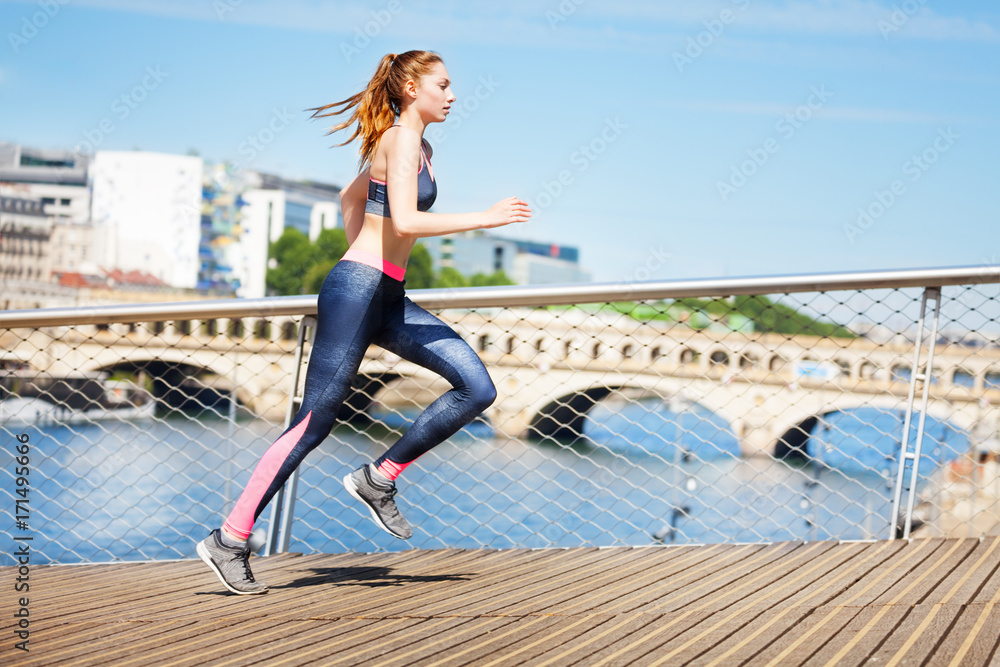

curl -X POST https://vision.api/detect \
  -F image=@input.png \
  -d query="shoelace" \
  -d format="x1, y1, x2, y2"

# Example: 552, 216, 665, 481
234, 547, 256, 583
376, 484, 399, 513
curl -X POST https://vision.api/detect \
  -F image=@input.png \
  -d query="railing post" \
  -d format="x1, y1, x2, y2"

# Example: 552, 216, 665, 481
263, 315, 317, 556
889, 286, 942, 539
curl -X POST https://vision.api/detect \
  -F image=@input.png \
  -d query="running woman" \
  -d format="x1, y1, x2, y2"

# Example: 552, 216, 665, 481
198, 50, 532, 594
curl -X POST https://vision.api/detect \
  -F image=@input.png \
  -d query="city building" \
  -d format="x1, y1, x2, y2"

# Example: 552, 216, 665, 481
0, 142, 96, 279
0, 195, 51, 288
236, 171, 341, 298
89, 150, 203, 289
419, 232, 591, 284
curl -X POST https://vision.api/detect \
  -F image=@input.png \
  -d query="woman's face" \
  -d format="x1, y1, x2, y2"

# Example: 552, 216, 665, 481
414, 61, 455, 123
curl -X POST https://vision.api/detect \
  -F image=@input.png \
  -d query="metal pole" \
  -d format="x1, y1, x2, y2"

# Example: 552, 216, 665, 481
903, 287, 942, 538
264, 316, 315, 556
888, 287, 942, 540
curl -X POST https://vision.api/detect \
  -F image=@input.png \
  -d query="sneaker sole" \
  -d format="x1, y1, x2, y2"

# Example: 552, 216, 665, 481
343, 472, 410, 540
196, 540, 268, 595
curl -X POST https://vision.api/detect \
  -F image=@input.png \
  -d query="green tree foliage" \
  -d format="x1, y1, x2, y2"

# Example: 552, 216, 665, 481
266, 228, 349, 295
265, 228, 315, 296
266, 230, 520, 295
603, 294, 855, 338
406, 243, 434, 289
434, 266, 469, 289
303, 259, 338, 294
315, 228, 349, 262
470, 270, 515, 287
730, 294, 855, 338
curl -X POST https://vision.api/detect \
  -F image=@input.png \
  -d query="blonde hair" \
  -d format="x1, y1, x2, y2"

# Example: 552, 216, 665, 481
307, 50, 443, 169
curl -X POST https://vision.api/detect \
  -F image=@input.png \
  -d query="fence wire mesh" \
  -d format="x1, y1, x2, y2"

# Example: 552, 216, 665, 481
2, 275, 999, 564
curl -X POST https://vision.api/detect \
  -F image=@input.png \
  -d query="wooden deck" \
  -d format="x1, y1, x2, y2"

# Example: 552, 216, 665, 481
9, 537, 1000, 666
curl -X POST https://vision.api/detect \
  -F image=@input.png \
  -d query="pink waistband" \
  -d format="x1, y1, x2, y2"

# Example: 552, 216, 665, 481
341, 248, 406, 281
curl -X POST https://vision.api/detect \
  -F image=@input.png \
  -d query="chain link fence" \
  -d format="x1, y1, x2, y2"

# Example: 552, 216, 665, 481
2, 267, 999, 564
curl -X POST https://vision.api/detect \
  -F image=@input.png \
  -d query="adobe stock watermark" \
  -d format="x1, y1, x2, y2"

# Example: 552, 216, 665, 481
843, 126, 959, 245
71, 65, 169, 159
674, 0, 751, 73
213, 0, 242, 20
878, 0, 929, 40
717, 84, 833, 202
340, 0, 404, 63
529, 117, 628, 220
424, 75, 501, 147
616, 244, 674, 298
213, 107, 295, 187
8, 0, 70, 54
546, 0, 587, 29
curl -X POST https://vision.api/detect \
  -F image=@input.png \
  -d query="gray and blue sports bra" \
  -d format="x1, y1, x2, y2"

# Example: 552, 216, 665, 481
365, 125, 437, 217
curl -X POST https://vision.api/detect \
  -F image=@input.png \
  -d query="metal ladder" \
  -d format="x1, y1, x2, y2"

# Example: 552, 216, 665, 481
889, 287, 942, 540
263, 315, 317, 556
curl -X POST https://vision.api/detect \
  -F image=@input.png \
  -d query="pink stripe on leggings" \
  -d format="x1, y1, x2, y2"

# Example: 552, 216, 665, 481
341, 247, 406, 281
376, 458, 411, 481
223, 411, 313, 539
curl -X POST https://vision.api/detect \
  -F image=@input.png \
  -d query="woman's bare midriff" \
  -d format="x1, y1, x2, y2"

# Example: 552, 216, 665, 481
348, 211, 417, 270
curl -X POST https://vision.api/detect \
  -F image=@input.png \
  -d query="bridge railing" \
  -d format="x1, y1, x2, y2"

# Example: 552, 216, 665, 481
1, 265, 999, 564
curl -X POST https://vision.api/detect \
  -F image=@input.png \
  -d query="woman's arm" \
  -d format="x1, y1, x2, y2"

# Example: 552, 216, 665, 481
339, 167, 370, 246
385, 128, 531, 239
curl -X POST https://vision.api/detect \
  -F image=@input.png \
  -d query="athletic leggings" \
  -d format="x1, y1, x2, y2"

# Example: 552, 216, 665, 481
222, 257, 497, 539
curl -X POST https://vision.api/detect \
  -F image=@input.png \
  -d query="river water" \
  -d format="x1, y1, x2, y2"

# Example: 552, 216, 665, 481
0, 397, 969, 565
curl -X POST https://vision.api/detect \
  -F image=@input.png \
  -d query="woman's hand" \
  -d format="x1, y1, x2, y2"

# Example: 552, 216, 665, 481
484, 196, 533, 229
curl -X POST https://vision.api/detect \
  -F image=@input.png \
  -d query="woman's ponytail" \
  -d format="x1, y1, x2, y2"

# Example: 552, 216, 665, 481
306, 50, 442, 169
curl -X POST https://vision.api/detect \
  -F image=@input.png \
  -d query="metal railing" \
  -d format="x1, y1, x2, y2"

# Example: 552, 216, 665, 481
1, 264, 999, 564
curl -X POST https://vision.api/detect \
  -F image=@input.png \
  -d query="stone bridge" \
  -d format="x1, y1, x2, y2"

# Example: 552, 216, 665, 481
3, 308, 998, 454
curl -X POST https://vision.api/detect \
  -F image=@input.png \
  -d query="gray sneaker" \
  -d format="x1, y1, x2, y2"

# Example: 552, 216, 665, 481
196, 529, 269, 595
344, 465, 413, 539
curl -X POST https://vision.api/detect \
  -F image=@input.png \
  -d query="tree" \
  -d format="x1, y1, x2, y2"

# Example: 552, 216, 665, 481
405, 243, 434, 289
470, 270, 515, 287
315, 228, 348, 263
433, 266, 469, 289
265, 228, 316, 296
303, 259, 338, 294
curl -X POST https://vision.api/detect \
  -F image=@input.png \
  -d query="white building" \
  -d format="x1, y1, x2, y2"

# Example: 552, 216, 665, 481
90, 151, 203, 289
236, 172, 341, 298
420, 232, 591, 284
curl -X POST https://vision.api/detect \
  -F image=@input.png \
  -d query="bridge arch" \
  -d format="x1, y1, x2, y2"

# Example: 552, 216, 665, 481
709, 349, 730, 367
767, 354, 786, 372
86, 356, 265, 416
773, 396, 971, 461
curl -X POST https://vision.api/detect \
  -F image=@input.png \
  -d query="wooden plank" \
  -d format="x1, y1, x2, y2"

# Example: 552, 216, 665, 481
348, 616, 552, 667
527, 611, 712, 666
398, 548, 636, 618
9, 537, 1000, 667
487, 547, 688, 617
590, 543, 766, 615
817, 537, 945, 608
930, 602, 1000, 666
866, 602, 966, 666
693, 541, 902, 666
867, 538, 978, 606
452, 615, 613, 667
744, 605, 865, 667
646, 542, 877, 666
150, 618, 381, 667
323, 547, 562, 618
807, 604, 913, 667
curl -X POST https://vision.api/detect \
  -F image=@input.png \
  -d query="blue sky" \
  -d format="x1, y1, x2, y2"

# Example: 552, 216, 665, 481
2, 0, 998, 284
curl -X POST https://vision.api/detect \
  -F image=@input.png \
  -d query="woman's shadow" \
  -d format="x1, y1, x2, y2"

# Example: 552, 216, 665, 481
277, 565, 471, 590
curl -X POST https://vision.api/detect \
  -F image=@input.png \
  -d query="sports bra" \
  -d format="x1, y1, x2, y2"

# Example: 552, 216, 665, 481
365, 125, 437, 217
